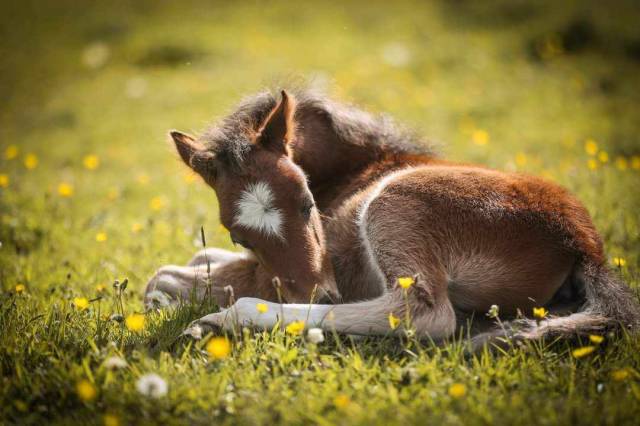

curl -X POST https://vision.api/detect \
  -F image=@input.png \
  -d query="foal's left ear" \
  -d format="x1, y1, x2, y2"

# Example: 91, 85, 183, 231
256, 90, 296, 155
170, 130, 214, 177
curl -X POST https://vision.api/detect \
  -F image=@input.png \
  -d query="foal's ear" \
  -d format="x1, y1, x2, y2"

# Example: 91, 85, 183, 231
170, 130, 214, 176
256, 90, 296, 154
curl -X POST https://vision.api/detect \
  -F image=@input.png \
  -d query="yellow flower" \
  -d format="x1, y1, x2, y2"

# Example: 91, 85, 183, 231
76, 379, 96, 402
95, 232, 107, 242
4, 145, 18, 160
256, 303, 269, 314
572, 346, 596, 358
103, 414, 120, 426
589, 335, 604, 344
388, 312, 400, 330
285, 320, 305, 335
184, 172, 197, 184
448, 383, 467, 398
613, 257, 626, 267
598, 151, 609, 163
587, 159, 598, 170
206, 337, 231, 359
96, 284, 106, 293
149, 196, 165, 211
57, 182, 74, 197
397, 276, 415, 289
83, 154, 100, 170
131, 222, 143, 233
615, 157, 628, 171
334, 394, 351, 410
0, 174, 8, 188
584, 139, 598, 156
24, 153, 39, 170
125, 313, 145, 332
515, 152, 527, 167
136, 174, 150, 185
15, 284, 26, 294
611, 368, 631, 381
533, 307, 548, 319
631, 156, 640, 170
471, 129, 489, 146
74, 297, 90, 311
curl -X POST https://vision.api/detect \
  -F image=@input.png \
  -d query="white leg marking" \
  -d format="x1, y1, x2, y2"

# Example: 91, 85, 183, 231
193, 298, 333, 331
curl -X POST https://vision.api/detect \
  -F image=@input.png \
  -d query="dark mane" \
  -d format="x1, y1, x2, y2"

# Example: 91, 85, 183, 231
199, 92, 277, 170
198, 88, 436, 170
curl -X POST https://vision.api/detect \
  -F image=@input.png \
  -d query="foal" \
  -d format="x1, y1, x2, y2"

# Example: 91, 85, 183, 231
146, 89, 639, 346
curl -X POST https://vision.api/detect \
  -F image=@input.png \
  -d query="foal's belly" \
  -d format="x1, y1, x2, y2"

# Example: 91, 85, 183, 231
446, 248, 576, 315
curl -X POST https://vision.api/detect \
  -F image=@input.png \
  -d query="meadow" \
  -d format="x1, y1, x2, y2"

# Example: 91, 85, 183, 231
1, 0, 640, 424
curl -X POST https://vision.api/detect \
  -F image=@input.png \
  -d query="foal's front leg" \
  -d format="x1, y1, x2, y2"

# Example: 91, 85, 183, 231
187, 248, 247, 266
144, 257, 273, 309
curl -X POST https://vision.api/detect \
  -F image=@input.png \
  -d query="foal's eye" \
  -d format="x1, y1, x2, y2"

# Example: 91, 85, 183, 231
301, 200, 315, 220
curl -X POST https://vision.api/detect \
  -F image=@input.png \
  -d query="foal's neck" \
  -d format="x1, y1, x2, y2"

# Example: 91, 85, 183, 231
291, 105, 434, 211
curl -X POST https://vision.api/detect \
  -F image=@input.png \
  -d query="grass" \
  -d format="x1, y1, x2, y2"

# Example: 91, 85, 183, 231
1, 0, 640, 424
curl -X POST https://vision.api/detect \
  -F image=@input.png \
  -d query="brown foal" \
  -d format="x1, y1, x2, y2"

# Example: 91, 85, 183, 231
145, 89, 639, 347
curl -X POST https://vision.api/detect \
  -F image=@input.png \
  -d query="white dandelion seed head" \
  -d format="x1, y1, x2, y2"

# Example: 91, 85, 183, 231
82, 42, 110, 69
125, 77, 148, 99
136, 373, 168, 398
103, 356, 128, 370
306, 328, 325, 344
381, 42, 412, 68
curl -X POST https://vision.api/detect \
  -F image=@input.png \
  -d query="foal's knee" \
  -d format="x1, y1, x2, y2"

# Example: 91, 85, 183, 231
412, 298, 457, 340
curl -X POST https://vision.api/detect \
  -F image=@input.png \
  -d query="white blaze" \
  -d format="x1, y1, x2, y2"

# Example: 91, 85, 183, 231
234, 181, 283, 238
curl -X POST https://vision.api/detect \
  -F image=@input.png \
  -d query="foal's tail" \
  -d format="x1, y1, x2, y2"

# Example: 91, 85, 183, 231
471, 261, 640, 350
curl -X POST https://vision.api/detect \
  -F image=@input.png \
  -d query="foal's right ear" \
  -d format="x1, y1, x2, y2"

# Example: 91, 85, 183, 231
256, 90, 296, 155
170, 130, 214, 176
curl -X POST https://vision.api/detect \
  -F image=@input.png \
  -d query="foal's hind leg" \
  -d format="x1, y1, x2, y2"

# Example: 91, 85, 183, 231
344, 186, 459, 339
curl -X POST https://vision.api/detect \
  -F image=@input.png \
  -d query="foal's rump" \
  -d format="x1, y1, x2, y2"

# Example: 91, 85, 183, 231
366, 164, 600, 316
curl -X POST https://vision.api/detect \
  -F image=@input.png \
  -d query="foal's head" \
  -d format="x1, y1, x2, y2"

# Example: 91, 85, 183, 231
171, 91, 337, 303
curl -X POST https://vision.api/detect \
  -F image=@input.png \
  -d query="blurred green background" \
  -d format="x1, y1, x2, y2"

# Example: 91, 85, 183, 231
1, 0, 640, 424
2, 0, 639, 283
